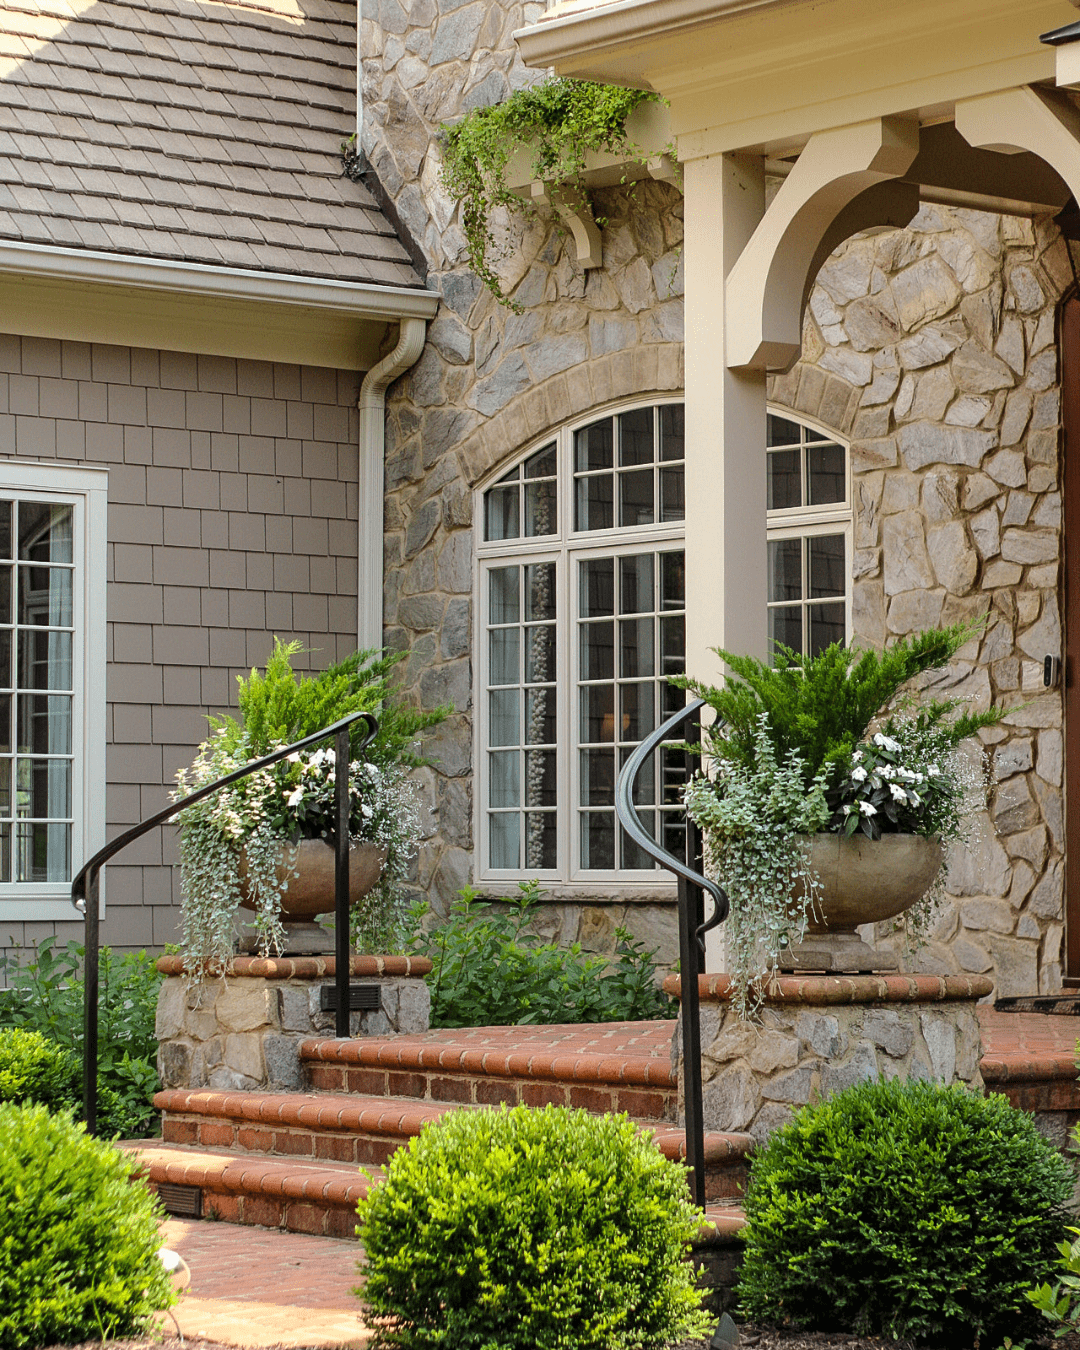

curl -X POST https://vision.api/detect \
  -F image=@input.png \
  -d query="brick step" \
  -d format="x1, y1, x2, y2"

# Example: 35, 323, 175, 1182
154, 1089, 753, 1201
124, 1138, 746, 1249
121, 1140, 374, 1240
300, 1023, 678, 1121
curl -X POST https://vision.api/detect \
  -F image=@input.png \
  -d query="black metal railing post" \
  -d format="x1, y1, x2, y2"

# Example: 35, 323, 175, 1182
82, 866, 101, 1136
615, 696, 727, 1210
72, 709, 379, 1133
335, 723, 351, 1038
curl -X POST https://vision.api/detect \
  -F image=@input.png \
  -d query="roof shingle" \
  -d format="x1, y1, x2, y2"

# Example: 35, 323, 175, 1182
0, 0, 423, 288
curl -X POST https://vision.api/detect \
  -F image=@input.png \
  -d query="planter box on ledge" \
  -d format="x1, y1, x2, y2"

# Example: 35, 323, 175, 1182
664, 972, 993, 1143
154, 954, 432, 1093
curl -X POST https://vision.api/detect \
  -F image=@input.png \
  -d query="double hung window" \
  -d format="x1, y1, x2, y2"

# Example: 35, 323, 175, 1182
0, 464, 106, 919
477, 401, 686, 887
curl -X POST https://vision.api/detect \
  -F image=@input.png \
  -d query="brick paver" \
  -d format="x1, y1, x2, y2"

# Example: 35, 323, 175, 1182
162, 1217, 368, 1348
979, 1007, 1079, 1058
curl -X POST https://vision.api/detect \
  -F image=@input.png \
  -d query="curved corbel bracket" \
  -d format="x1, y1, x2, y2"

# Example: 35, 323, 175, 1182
956, 85, 1080, 202
530, 181, 603, 268
725, 115, 919, 372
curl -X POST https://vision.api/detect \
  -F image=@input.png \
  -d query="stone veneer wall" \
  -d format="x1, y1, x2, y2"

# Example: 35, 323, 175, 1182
671, 973, 991, 1143
769, 207, 1071, 996
0, 335, 362, 958
363, 0, 687, 953
362, 0, 1070, 994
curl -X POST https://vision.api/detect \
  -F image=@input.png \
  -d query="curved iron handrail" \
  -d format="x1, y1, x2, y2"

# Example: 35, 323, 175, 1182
615, 696, 728, 1207
72, 709, 379, 1134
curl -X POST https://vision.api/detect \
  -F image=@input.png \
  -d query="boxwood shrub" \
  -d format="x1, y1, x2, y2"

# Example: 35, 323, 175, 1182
737, 1077, 1073, 1347
0, 1102, 175, 1349
356, 1103, 711, 1350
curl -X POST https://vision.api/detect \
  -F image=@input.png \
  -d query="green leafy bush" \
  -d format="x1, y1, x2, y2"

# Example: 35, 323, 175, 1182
1026, 1224, 1080, 1336
409, 883, 674, 1027
737, 1077, 1072, 1346
356, 1103, 710, 1350
0, 938, 161, 1137
0, 1028, 81, 1113
0, 1102, 175, 1348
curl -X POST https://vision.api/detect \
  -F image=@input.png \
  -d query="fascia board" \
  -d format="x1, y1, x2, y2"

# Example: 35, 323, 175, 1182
0, 240, 440, 321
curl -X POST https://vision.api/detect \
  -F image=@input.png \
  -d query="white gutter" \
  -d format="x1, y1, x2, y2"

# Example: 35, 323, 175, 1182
357, 317, 428, 651
0, 239, 440, 322
514, 0, 804, 69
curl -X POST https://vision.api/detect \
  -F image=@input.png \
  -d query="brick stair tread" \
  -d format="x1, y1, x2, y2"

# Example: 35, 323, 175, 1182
120, 1140, 376, 1208
123, 1140, 744, 1244
980, 1051, 1077, 1081
300, 1025, 677, 1089
155, 1088, 753, 1164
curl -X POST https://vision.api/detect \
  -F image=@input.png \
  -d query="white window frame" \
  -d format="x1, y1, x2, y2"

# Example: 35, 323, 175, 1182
0, 462, 107, 921
765, 407, 853, 653
474, 397, 685, 897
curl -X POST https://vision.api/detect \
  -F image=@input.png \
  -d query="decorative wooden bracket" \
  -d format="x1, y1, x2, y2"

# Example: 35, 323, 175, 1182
529, 181, 603, 268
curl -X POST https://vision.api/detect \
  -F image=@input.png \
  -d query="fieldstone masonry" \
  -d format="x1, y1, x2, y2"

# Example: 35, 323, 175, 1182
154, 954, 432, 1092
668, 973, 992, 1143
361, 0, 1070, 996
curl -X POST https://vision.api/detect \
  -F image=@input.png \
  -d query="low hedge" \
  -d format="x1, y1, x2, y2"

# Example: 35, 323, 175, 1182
737, 1076, 1073, 1346
0, 1102, 175, 1349
356, 1103, 711, 1350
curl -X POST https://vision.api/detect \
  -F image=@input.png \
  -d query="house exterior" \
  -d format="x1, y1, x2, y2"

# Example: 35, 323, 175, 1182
1, 0, 1076, 1001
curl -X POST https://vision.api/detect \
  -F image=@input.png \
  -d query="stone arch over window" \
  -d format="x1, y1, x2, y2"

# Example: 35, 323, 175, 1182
474, 397, 686, 891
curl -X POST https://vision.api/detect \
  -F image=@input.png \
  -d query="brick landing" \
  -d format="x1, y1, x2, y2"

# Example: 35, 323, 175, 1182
979, 1007, 1079, 1139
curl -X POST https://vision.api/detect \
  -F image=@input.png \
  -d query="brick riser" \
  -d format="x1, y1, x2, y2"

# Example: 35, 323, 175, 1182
153, 1089, 752, 1203
304, 1061, 676, 1120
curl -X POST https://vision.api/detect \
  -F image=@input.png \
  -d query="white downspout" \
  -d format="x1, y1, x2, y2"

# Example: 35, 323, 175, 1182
357, 316, 427, 650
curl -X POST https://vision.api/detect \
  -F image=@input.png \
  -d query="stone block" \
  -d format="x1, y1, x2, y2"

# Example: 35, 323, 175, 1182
215, 983, 278, 1033
264, 1034, 303, 1090
224, 1032, 264, 1081
158, 1039, 192, 1088
862, 1009, 914, 1058
821, 1041, 878, 1095
919, 1013, 957, 1082
701, 1065, 760, 1132
155, 977, 186, 1040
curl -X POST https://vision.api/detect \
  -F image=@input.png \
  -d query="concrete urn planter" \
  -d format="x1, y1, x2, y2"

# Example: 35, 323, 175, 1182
238, 838, 388, 953
782, 832, 944, 972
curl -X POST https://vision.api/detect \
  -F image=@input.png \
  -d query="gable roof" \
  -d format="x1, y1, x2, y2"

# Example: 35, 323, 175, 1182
0, 0, 422, 289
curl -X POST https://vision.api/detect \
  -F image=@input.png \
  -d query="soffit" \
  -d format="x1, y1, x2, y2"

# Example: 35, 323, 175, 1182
515, 0, 1075, 157
0, 0, 423, 289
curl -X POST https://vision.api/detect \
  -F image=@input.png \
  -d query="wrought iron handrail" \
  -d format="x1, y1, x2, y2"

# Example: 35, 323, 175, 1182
72, 709, 379, 1134
615, 696, 728, 1207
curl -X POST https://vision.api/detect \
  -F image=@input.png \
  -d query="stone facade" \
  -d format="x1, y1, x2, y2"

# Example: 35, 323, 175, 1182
360, 0, 1070, 994
154, 954, 432, 1092
670, 973, 991, 1144
769, 207, 1071, 995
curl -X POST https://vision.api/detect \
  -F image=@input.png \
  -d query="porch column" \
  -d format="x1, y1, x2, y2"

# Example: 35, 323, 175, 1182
683, 153, 768, 970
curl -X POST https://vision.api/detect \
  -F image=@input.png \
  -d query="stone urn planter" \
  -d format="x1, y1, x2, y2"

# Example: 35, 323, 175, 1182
779, 832, 944, 972
238, 838, 388, 954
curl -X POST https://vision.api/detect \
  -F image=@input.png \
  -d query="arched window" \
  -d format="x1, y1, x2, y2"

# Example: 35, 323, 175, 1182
766, 410, 851, 657
476, 400, 686, 886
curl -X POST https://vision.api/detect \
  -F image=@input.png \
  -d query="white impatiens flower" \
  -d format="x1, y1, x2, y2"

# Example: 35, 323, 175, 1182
927, 764, 940, 776
851, 766, 868, 783
873, 732, 902, 753
889, 782, 908, 803
842, 804, 854, 815
859, 801, 877, 816
286, 786, 304, 808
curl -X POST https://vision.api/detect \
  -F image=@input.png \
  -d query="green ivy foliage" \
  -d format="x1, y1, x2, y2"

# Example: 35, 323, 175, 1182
409, 883, 674, 1027
0, 1102, 175, 1348
673, 621, 1006, 789
738, 1077, 1073, 1346
440, 77, 661, 305
356, 1104, 710, 1350
0, 939, 162, 1137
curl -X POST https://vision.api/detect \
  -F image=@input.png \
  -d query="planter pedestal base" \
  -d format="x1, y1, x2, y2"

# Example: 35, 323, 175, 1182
776, 932, 899, 973
237, 921, 329, 956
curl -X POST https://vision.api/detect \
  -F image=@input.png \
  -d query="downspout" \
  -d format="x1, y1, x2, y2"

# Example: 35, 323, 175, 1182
357, 316, 427, 650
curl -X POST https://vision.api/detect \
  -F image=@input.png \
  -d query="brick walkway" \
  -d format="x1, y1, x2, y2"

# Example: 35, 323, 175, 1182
161, 1217, 367, 1348
978, 1006, 1079, 1057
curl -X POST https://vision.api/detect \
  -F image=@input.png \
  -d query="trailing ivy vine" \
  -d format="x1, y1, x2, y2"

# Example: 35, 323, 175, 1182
440, 77, 662, 306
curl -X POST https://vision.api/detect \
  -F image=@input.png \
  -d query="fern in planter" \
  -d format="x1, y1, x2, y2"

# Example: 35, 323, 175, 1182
440, 77, 662, 306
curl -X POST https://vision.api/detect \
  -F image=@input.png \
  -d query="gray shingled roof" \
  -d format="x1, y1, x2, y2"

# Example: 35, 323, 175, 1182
0, 0, 422, 288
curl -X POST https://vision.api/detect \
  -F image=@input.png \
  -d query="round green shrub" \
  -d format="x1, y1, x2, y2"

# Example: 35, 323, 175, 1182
0, 1027, 82, 1113
0, 1102, 175, 1349
737, 1077, 1073, 1347
356, 1103, 711, 1350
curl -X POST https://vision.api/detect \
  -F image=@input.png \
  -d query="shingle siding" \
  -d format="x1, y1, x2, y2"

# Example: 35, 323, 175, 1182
0, 333, 361, 958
